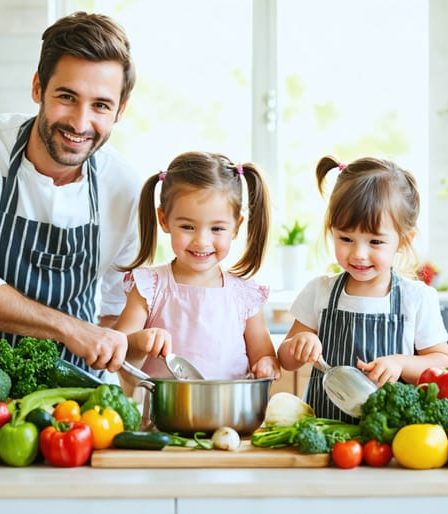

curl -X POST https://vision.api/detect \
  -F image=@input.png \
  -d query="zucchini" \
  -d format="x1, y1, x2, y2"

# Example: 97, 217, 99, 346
113, 431, 172, 450
50, 359, 104, 388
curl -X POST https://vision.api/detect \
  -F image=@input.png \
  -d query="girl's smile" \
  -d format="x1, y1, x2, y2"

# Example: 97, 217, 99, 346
158, 188, 241, 285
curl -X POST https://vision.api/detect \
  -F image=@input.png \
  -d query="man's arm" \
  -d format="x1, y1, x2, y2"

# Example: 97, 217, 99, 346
0, 284, 127, 372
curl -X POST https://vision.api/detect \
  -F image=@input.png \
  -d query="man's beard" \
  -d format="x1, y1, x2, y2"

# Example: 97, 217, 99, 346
36, 110, 108, 167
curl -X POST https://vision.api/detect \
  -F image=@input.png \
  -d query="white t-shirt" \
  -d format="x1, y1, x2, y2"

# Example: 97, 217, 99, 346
290, 273, 448, 354
0, 113, 142, 317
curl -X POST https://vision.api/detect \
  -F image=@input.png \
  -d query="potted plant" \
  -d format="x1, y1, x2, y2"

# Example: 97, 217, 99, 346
278, 220, 308, 291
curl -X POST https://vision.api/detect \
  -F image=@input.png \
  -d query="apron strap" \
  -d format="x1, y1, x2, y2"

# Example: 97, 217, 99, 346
0, 117, 35, 212
326, 272, 348, 313
389, 271, 401, 315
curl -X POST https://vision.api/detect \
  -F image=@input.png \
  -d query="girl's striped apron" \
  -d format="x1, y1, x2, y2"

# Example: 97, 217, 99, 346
0, 117, 103, 377
306, 271, 404, 421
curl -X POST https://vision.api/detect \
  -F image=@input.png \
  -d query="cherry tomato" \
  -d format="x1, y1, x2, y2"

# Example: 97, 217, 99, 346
331, 440, 363, 469
53, 400, 81, 423
363, 439, 393, 467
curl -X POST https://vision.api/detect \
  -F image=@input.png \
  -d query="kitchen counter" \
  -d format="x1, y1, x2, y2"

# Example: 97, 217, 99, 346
1, 464, 447, 514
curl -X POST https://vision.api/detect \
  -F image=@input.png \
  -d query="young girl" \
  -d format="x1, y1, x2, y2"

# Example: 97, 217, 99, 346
278, 156, 448, 421
116, 151, 280, 382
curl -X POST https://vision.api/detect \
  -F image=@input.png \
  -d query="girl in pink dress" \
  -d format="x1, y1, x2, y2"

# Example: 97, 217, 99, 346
116, 151, 280, 381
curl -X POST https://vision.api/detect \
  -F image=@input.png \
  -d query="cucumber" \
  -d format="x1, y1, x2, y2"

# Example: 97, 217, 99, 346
25, 408, 54, 430
113, 431, 172, 450
50, 359, 104, 388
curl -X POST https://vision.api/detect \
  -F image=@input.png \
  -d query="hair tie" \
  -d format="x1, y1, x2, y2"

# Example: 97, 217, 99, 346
158, 171, 167, 182
235, 163, 244, 176
337, 162, 346, 171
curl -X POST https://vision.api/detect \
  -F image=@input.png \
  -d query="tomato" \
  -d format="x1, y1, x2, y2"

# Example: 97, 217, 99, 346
392, 424, 448, 469
417, 367, 444, 385
363, 439, 392, 467
0, 402, 12, 428
331, 440, 363, 469
417, 367, 448, 399
53, 400, 81, 423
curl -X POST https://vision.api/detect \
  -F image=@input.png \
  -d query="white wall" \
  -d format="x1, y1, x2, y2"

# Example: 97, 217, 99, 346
0, 0, 47, 114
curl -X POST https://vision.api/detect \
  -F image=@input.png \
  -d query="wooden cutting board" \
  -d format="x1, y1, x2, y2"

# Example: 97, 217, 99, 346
91, 441, 330, 468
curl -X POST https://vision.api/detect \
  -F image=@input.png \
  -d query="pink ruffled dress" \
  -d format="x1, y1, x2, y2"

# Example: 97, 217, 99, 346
124, 263, 269, 379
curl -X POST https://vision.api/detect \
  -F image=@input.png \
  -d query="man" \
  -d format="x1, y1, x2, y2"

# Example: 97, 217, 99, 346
0, 12, 141, 376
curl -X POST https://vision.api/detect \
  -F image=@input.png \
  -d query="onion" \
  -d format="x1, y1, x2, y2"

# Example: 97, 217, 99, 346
211, 426, 241, 451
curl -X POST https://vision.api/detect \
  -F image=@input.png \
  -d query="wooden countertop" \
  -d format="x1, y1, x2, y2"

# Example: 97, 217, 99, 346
0, 463, 447, 499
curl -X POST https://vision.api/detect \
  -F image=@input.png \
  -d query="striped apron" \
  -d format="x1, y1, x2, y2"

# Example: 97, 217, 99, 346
306, 271, 404, 422
0, 117, 103, 376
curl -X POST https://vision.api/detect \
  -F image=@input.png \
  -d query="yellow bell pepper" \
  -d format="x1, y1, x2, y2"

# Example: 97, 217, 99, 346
80, 405, 124, 449
392, 424, 448, 469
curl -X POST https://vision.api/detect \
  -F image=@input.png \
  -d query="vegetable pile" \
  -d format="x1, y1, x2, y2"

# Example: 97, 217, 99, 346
252, 416, 360, 454
358, 381, 448, 443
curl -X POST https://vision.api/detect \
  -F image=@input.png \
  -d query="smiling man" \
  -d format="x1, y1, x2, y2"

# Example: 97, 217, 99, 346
0, 12, 141, 378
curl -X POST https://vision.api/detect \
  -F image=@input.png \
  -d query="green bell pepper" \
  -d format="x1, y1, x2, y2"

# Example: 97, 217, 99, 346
0, 421, 39, 467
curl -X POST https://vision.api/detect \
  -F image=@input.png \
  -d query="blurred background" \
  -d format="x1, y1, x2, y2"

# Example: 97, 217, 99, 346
1, 0, 447, 293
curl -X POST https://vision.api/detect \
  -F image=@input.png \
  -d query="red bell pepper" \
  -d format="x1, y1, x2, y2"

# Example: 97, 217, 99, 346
40, 421, 93, 467
417, 368, 448, 399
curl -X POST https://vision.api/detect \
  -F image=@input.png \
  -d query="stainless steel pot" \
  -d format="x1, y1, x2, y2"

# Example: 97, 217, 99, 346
138, 377, 273, 435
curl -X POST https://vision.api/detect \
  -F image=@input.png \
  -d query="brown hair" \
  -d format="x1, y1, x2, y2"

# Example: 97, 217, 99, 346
38, 11, 135, 106
123, 151, 271, 278
316, 156, 420, 252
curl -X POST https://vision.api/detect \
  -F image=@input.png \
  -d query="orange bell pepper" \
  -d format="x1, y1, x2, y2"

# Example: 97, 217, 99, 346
53, 400, 81, 422
81, 405, 124, 449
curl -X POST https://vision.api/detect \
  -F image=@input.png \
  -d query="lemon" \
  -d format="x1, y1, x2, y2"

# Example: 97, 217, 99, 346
392, 424, 448, 469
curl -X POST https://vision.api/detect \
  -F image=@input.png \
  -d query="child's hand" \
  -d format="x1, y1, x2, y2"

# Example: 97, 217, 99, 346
357, 357, 402, 387
252, 355, 281, 380
282, 331, 322, 367
128, 328, 172, 360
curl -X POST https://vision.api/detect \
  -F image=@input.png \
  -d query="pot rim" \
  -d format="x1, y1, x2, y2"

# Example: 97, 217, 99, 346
149, 377, 274, 385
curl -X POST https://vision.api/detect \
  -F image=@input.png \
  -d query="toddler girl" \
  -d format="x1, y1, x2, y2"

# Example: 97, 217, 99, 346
278, 156, 448, 420
116, 151, 281, 382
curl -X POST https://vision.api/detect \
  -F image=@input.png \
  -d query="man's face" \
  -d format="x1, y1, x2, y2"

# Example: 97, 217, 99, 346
32, 55, 126, 168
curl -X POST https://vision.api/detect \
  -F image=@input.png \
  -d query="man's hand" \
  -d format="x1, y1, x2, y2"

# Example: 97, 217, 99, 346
63, 319, 128, 372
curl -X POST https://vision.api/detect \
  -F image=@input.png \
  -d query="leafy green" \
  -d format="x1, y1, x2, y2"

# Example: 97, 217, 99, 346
0, 337, 60, 398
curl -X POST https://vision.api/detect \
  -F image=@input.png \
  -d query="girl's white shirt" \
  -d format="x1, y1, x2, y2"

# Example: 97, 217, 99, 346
290, 273, 448, 354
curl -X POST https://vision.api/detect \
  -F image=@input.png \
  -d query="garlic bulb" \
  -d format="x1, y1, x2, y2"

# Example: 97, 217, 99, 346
211, 426, 241, 451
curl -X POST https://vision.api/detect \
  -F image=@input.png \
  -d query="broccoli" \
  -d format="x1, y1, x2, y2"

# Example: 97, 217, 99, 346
294, 416, 361, 454
0, 337, 60, 398
359, 381, 448, 443
251, 416, 361, 453
80, 384, 142, 431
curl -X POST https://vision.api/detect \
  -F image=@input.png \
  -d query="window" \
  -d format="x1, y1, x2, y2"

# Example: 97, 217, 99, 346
56, 0, 430, 288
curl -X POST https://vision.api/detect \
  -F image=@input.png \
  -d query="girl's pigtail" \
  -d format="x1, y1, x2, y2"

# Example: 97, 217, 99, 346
230, 163, 270, 278
316, 156, 340, 195
119, 172, 160, 271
